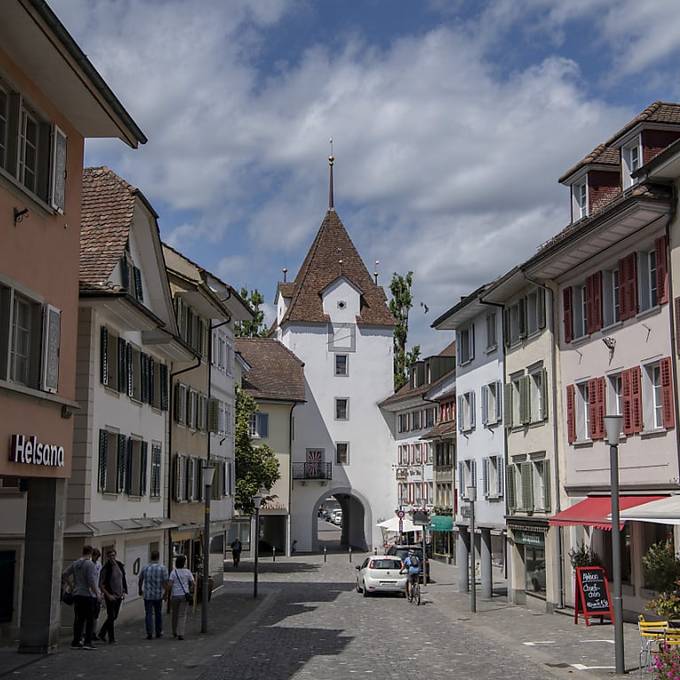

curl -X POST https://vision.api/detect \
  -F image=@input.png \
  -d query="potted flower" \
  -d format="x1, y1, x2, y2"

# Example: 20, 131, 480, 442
568, 542, 601, 568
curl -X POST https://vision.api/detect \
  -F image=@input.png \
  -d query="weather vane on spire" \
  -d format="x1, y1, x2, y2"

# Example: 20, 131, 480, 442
328, 137, 335, 211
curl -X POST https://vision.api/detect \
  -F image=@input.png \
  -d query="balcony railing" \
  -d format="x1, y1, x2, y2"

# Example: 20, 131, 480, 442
292, 462, 333, 480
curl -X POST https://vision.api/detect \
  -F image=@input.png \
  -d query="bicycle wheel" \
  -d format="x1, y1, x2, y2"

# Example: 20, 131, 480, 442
415, 584, 421, 605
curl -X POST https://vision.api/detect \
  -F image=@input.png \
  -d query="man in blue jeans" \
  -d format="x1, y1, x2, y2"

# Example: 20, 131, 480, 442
138, 550, 168, 640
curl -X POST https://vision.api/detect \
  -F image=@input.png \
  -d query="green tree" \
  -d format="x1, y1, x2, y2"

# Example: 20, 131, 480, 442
235, 288, 269, 337
234, 386, 280, 515
389, 272, 420, 390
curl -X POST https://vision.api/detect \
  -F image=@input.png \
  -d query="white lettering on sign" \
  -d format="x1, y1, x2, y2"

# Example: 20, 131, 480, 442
9, 435, 65, 468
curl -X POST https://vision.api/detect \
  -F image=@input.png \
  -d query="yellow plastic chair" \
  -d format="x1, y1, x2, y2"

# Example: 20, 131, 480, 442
639, 615, 668, 675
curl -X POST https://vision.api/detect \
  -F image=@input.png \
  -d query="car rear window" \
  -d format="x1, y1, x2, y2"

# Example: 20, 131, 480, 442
369, 559, 402, 570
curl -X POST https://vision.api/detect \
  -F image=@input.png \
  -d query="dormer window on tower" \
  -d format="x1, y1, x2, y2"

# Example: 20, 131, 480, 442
622, 137, 641, 189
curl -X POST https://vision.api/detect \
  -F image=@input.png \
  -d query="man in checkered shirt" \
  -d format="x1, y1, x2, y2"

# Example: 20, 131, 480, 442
138, 550, 168, 640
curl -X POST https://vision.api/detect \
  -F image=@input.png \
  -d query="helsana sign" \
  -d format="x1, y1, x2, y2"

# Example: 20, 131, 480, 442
9, 434, 65, 467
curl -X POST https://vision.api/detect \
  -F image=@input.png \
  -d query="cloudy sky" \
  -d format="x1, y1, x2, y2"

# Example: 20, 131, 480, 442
52, 0, 680, 355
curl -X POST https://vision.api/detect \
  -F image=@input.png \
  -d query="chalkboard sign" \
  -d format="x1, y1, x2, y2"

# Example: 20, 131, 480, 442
574, 566, 614, 626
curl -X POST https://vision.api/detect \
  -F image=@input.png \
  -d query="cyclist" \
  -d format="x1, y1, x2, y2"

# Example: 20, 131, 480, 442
401, 549, 421, 599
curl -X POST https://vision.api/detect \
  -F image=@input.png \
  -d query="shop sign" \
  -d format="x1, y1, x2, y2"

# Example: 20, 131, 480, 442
430, 515, 453, 532
513, 530, 544, 547
9, 434, 65, 467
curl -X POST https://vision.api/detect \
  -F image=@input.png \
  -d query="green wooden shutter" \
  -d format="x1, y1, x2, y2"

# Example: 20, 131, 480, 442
543, 460, 551, 512
140, 354, 148, 403
98, 430, 108, 491
120, 255, 130, 290
537, 287, 546, 329
481, 386, 488, 425
495, 381, 503, 423
506, 464, 515, 511
482, 457, 489, 498
117, 337, 126, 392
124, 439, 133, 495
133, 266, 144, 302
100, 327, 109, 386
521, 462, 533, 511
504, 383, 513, 427
126, 344, 133, 397
540, 368, 549, 421
117, 435, 126, 493
520, 376, 531, 425
148, 358, 155, 406
208, 399, 219, 433
160, 364, 169, 411
140, 442, 148, 496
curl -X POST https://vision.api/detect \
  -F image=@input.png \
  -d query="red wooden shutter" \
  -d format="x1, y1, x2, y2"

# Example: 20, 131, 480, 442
619, 254, 638, 321
587, 378, 598, 440
630, 366, 643, 434
566, 384, 576, 444
592, 271, 602, 332
656, 236, 669, 305
584, 277, 593, 335
595, 376, 606, 439
563, 287, 573, 343
661, 356, 675, 430
622, 369, 633, 435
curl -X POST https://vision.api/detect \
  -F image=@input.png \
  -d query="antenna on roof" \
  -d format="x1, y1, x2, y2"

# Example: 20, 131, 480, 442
374, 260, 380, 285
282, 267, 288, 283
328, 138, 335, 211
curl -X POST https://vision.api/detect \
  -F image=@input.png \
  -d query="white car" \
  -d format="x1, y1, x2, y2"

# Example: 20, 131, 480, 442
331, 510, 343, 525
356, 556, 407, 596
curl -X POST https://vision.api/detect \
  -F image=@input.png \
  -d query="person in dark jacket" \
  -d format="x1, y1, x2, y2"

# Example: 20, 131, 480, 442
97, 550, 128, 643
230, 538, 242, 568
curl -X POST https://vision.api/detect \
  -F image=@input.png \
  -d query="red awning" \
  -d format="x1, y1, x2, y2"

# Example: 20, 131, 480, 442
548, 496, 665, 531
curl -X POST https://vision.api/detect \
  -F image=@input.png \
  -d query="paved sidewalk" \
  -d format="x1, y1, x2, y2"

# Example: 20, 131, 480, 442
0, 587, 262, 680
426, 559, 643, 677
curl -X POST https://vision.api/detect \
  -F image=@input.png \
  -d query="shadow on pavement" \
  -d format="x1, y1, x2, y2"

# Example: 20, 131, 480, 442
224, 561, 321, 574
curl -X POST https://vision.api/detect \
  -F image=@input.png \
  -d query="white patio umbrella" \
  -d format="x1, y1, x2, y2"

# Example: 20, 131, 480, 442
377, 516, 417, 533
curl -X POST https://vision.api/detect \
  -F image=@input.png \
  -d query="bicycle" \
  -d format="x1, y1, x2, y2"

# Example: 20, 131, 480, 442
407, 574, 421, 605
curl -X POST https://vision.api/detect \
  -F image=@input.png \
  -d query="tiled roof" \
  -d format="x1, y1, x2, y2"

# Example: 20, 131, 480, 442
281, 210, 395, 327
606, 101, 680, 144
235, 338, 306, 402
277, 282, 296, 298
379, 364, 455, 407
438, 340, 456, 357
420, 420, 457, 440
80, 167, 137, 286
559, 144, 620, 183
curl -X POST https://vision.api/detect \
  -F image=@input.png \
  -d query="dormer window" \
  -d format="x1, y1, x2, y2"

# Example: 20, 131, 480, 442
573, 182, 587, 220
623, 138, 642, 189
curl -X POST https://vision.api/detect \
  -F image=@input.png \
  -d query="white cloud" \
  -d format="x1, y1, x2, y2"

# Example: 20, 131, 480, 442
52, 0, 644, 355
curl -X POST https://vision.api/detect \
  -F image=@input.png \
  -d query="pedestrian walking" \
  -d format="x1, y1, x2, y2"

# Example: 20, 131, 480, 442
138, 550, 168, 640
62, 545, 100, 650
168, 555, 194, 640
91, 549, 102, 623
97, 550, 127, 644
230, 538, 242, 568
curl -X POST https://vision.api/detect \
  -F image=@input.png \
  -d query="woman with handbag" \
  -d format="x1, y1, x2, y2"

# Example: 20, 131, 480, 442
167, 555, 194, 640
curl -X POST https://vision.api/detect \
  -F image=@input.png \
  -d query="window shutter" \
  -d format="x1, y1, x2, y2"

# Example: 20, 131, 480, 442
506, 464, 516, 511
537, 287, 546, 330
140, 354, 148, 403
540, 368, 549, 421
622, 369, 633, 435
148, 358, 155, 405
458, 462, 465, 500
36, 122, 51, 201
471, 459, 477, 490
566, 384, 576, 444
482, 457, 489, 498
631, 365, 643, 433
656, 236, 669, 305
6, 94, 21, 175
596, 376, 606, 439
541, 461, 551, 512
503, 308, 511, 347
588, 378, 599, 440
173, 383, 181, 423
50, 125, 67, 212
563, 287, 573, 343
497, 457, 504, 497
117, 434, 126, 494
504, 383, 513, 427
586, 271, 602, 333
124, 439, 133, 495
519, 297, 527, 339
117, 337, 126, 392
619, 254, 638, 321
209, 398, 219, 433
133, 266, 144, 303
520, 375, 531, 425
521, 462, 533, 511
481, 385, 488, 425
41, 304, 61, 392
160, 364, 169, 411
126, 344, 133, 397
120, 255, 130, 291
100, 327, 109, 386
496, 380, 503, 423
457, 396, 464, 433
173, 455, 181, 501
98, 430, 108, 492
661, 357, 675, 430
469, 392, 476, 429
140, 441, 148, 496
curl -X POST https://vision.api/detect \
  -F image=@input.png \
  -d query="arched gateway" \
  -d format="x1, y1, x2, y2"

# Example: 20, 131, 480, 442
312, 487, 372, 552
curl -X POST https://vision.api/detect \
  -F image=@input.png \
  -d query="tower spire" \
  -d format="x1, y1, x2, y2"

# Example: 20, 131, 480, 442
328, 137, 335, 211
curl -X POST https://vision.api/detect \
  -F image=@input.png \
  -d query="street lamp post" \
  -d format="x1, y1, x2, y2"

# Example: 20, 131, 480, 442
252, 489, 266, 599
467, 485, 477, 614
604, 414, 625, 675
201, 462, 216, 634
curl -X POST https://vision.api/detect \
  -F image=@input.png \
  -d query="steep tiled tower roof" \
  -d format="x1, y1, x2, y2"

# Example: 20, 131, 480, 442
281, 209, 395, 327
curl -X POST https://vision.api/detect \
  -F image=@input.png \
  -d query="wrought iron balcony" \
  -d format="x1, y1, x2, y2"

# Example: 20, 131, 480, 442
292, 462, 333, 480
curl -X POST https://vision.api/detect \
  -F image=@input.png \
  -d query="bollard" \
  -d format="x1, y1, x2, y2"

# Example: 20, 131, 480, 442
323, 546, 327, 563
374, 548, 377, 555
348, 546, 352, 563
273, 546, 276, 562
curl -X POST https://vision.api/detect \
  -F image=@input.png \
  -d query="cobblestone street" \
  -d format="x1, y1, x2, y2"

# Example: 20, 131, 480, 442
0, 552, 644, 680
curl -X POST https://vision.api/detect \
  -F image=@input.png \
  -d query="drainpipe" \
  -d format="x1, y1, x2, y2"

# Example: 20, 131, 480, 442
288, 402, 298, 555
479, 298, 508, 581
522, 273, 565, 610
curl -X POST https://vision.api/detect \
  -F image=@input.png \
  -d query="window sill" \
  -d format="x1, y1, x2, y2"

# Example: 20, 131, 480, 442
485, 345, 497, 354
601, 321, 623, 333
636, 305, 661, 322
127, 495, 143, 502
573, 439, 593, 449
103, 386, 121, 398
0, 379, 80, 410
483, 420, 501, 429
0, 165, 58, 218
459, 359, 473, 367
150, 496, 161, 502
101, 492, 119, 499
641, 427, 667, 439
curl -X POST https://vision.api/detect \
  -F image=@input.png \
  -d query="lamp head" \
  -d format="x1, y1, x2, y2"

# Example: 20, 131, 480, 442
466, 486, 477, 502
202, 462, 216, 487
604, 414, 623, 446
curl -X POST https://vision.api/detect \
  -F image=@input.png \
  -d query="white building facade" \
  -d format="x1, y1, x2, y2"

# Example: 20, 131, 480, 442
274, 204, 396, 553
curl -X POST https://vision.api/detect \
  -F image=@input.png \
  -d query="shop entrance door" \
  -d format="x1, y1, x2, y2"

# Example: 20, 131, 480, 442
0, 551, 15, 623
525, 546, 546, 595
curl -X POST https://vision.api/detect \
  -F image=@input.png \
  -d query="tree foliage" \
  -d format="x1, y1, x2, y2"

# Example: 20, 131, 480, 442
389, 272, 420, 390
234, 386, 280, 515
235, 288, 269, 338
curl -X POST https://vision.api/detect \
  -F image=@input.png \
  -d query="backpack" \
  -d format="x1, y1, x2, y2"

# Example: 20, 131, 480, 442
410, 555, 420, 568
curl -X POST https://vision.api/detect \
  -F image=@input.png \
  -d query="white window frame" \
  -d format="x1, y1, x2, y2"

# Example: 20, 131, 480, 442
335, 353, 349, 376
576, 381, 590, 441
532, 459, 548, 512
529, 368, 543, 423
608, 373, 623, 417
511, 375, 522, 427
573, 181, 588, 220
623, 138, 642, 188
486, 312, 497, 352
643, 361, 664, 431
603, 268, 621, 327
458, 325, 474, 365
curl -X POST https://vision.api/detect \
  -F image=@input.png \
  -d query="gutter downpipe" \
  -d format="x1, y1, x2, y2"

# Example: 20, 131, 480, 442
522, 272, 565, 610
167, 355, 201, 577
479, 297, 508, 582
288, 402, 299, 556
